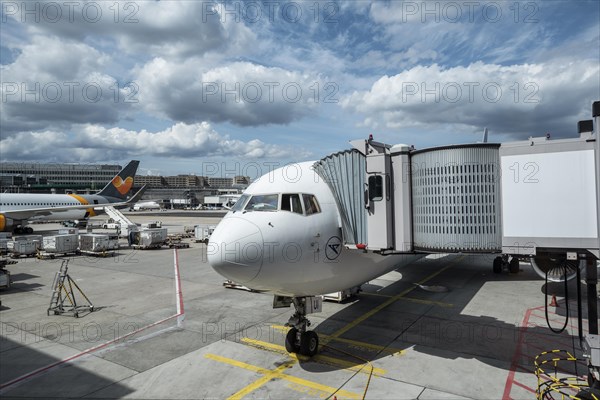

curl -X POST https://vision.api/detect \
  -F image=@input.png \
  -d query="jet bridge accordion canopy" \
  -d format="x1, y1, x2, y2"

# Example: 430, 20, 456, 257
313, 150, 367, 245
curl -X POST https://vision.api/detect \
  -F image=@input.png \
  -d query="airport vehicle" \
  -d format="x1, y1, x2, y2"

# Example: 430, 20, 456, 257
203, 194, 242, 210
194, 224, 215, 243
0, 161, 146, 234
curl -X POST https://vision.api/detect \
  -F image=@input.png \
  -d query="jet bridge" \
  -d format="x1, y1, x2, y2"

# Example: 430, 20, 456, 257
314, 104, 600, 262
314, 101, 600, 389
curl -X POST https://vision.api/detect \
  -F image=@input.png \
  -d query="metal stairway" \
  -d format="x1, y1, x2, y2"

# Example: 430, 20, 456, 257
104, 206, 135, 227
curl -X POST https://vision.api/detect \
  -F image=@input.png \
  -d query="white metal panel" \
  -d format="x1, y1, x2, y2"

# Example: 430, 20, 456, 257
392, 151, 413, 251
501, 150, 598, 239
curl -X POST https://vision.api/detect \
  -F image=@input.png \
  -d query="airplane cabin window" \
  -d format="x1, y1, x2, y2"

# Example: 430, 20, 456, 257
302, 194, 321, 215
244, 194, 279, 212
281, 193, 303, 214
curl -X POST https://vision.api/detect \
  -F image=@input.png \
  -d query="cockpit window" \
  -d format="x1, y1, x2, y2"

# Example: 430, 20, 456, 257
281, 193, 303, 214
231, 194, 250, 212
244, 194, 279, 212
302, 194, 321, 215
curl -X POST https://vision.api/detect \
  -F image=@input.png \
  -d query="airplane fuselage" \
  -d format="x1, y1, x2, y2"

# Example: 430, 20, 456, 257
0, 193, 121, 231
208, 161, 421, 297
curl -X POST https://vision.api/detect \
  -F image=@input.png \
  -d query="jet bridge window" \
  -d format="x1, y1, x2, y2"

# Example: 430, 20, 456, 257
368, 175, 383, 201
302, 194, 321, 215
281, 193, 303, 214
244, 194, 279, 212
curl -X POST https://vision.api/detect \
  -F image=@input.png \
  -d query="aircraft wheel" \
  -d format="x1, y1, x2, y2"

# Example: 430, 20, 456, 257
25, 227, 33, 234
285, 327, 299, 353
509, 257, 520, 274
493, 257, 503, 274
300, 331, 319, 357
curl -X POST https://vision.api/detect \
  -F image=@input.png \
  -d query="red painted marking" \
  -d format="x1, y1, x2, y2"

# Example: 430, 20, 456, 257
512, 380, 537, 394
0, 314, 178, 390
174, 249, 185, 315
503, 307, 534, 400
1, 253, 186, 391
503, 301, 589, 400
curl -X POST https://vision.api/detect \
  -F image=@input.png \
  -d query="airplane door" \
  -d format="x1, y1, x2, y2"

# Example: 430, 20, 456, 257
311, 233, 320, 262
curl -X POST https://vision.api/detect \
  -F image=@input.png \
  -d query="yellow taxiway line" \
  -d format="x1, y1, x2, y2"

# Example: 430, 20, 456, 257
360, 292, 454, 308
328, 255, 464, 341
270, 325, 405, 356
240, 337, 388, 377
214, 255, 463, 399
204, 353, 362, 399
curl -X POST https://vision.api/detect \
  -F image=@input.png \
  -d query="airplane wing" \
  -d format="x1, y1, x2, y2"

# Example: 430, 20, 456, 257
1, 185, 147, 220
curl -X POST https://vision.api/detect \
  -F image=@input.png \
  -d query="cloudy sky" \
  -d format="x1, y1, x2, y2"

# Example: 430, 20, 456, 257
1, 1, 599, 177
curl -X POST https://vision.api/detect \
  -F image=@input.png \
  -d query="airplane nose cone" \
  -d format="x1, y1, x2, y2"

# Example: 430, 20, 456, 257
207, 217, 264, 284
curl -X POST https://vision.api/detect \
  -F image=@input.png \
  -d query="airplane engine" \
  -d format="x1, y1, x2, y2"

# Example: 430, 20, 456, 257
530, 254, 585, 282
0, 214, 16, 232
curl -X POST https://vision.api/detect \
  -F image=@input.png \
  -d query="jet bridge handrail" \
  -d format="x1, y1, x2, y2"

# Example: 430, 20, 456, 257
313, 149, 367, 245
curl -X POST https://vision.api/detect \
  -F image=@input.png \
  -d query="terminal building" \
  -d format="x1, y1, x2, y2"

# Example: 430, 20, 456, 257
0, 162, 250, 207
0, 162, 122, 193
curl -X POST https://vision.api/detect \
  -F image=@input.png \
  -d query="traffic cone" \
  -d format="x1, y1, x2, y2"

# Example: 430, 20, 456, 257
549, 295, 559, 307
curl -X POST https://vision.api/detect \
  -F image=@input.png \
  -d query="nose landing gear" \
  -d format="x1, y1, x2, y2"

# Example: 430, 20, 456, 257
284, 297, 320, 357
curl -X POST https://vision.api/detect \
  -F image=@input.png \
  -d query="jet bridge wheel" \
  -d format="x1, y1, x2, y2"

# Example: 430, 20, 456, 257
493, 257, 503, 274
509, 257, 520, 274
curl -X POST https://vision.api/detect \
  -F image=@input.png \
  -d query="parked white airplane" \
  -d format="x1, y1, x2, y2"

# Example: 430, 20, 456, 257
0, 161, 145, 234
132, 200, 162, 211
208, 161, 422, 356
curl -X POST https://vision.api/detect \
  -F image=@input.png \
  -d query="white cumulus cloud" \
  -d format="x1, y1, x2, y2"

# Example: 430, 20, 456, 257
135, 59, 322, 126
0, 122, 308, 162
342, 60, 600, 138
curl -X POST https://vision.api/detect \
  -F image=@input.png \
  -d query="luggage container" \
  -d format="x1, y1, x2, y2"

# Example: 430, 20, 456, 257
131, 228, 168, 249
8, 236, 42, 257
0, 239, 9, 254
79, 234, 119, 254
42, 234, 79, 254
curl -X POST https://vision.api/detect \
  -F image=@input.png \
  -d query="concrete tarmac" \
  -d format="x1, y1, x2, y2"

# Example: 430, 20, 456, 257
0, 214, 595, 399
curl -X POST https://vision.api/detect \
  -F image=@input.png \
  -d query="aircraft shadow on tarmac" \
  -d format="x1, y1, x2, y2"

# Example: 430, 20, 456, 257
285, 254, 591, 377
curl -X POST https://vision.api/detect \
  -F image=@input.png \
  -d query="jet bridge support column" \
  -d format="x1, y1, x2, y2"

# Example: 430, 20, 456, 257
579, 101, 600, 396
592, 100, 600, 337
